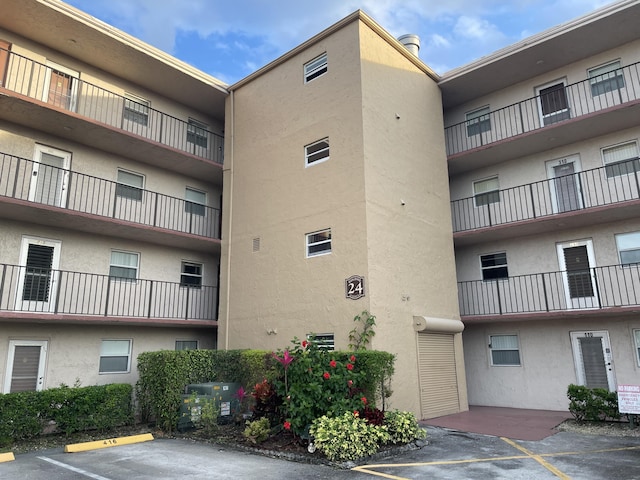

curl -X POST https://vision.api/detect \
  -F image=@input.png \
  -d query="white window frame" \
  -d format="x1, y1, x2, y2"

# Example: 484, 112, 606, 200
480, 252, 508, 281
187, 118, 208, 148
535, 78, 570, 126
306, 229, 332, 258
123, 93, 150, 126
307, 333, 334, 351
615, 231, 640, 266
588, 60, 624, 97
465, 106, 491, 137
473, 176, 500, 207
601, 140, 639, 178
109, 250, 139, 281
304, 52, 327, 83
176, 340, 198, 351
180, 261, 203, 288
305, 138, 329, 167
99, 339, 132, 374
116, 169, 144, 201
185, 187, 206, 216
489, 334, 521, 366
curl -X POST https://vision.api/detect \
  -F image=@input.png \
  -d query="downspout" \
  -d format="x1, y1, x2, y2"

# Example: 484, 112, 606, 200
223, 89, 234, 350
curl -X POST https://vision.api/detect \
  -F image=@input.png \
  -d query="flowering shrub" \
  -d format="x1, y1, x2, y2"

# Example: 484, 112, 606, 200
384, 410, 426, 444
271, 337, 367, 437
310, 412, 390, 462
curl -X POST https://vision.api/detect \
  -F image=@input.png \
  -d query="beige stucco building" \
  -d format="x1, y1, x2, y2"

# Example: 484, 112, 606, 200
2, 0, 640, 420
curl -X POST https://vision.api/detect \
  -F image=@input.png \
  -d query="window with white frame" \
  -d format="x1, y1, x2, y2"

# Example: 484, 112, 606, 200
473, 176, 500, 206
634, 330, 640, 367
109, 250, 139, 281
304, 52, 327, 83
615, 231, 640, 266
185, 187, 206, 216
99, 340, 131, 373
602, 141, 639, 178
589, 60, 624, 96
176, 340, 198, 351
115, 169, 144, 201
489, 334, 521, 366
187, 118, 208, 148
466, 106, 491, 137
480, 252, 508, 280
305, 138, 329, 166
306, 229, 331, 257
307, 333, 334, 351
123, 93, 150, 126
180, 261, 202, 288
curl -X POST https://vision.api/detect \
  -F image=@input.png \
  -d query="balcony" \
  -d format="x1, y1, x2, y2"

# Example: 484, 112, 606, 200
0, 47, 224, 179
451, 159, 640, 245
0, 263, 217, 325
444, 61, 640, 174
458, 263, 640, 321
0, 151, 221, 252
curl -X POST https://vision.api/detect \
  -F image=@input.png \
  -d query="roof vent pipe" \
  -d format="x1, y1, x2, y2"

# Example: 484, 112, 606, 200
397, 34, 420, 56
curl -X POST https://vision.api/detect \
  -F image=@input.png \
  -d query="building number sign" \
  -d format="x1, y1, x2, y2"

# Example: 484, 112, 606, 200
345, 275, 365, 300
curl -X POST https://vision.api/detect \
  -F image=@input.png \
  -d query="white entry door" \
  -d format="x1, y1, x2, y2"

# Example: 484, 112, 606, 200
3, 340, 48, 393
570, 331, 616, 391
29, 145, 71, 207
15, 236, 62, 312
557, 239, 598, 309
546, 155, 582, 214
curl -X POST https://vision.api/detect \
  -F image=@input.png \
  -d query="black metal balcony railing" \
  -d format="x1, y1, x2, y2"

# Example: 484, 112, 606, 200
458, 263, 640, 317
0, 48, 224, 164
445, 61, 640, 156
0, 152, 221, 239
0, 263, 217, 320
451, 158, 640, 232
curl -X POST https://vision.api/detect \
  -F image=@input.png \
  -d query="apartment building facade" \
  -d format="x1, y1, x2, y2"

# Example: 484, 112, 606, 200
443, 1, 640, 410
0, 0, 226, 392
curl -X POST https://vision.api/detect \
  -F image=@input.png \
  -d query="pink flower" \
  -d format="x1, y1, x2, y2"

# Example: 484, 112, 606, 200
323, 372, 330, 380
329, 360, 337, 368
272, 349, 294, 370
284, 421, 291, 430
347, 380, 353, 387
234, 386, 247, 401
346, 363, 354, 371
350, 355, 356, 362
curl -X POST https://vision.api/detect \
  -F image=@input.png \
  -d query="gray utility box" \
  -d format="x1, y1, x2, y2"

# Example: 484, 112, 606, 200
178, 382, 242, 431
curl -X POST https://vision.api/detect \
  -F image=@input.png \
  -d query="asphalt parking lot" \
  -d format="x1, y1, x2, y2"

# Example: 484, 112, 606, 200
2, 426, 640, 479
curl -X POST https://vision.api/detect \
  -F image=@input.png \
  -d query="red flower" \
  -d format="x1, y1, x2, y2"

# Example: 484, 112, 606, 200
284, 421, 291, 430
329, 360, 337, 368
301, 340, 308, 348
353, 411, 360, 417
350, 355, 356, 362
361, 396, 367, 405
347, 380, 353, 387
323, 372, 330, 380
346, 363, 354, 371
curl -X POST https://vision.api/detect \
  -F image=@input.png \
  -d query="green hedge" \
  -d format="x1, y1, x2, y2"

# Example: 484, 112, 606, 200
567, 384, 622, 422
0, 384, 133, 446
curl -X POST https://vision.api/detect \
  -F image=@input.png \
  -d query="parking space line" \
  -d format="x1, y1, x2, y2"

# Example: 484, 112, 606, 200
38, 456, 113, 480
501, 437, 570, 480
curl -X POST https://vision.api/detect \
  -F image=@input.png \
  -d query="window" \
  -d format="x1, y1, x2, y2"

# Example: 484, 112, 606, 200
115, 169, 144, 201
307, 333, 334, 351
99, 340, 131, 373
489, 335, 521, 366
109, 250, 139, 281
185, 187, 206, 216
187, 119, 208, 148
538, 81, 570, 125
481, 252, 508, 280
616, 231, 640, 266
305, 138, 329, 166
304, 52, 327, 83
602, 141, 639, 178
306, 229, 331, 257
123, 93, 149, 126
634, 330, 640, 367
473, 176, 500, 206
589, 60, 624, 96
466, 106, 491, 137
176, 340, 198, 351
181, 261, 202, 288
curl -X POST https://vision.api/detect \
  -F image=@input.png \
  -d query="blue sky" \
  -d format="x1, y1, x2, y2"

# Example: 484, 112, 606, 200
64, 0, 614, 85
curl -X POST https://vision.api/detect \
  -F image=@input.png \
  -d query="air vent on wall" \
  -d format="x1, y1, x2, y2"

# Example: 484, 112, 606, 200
252, 237, 260, 252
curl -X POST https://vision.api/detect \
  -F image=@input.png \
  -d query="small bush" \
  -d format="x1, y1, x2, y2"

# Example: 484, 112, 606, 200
361, 406, 385, 426
310, 412, 390, 462
567, 384, 621, 422
243, 417, 271, 444
384, 410, 426, 444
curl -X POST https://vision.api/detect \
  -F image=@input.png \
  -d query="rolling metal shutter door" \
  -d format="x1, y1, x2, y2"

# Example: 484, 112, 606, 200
418, 332, 460, 419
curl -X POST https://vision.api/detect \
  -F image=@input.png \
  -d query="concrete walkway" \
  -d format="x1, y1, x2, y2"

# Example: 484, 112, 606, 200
423, 406, 571, 441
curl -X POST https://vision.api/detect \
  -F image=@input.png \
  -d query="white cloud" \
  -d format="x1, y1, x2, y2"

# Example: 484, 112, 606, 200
453, 16, 505, 43
429, 34, 451, 49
